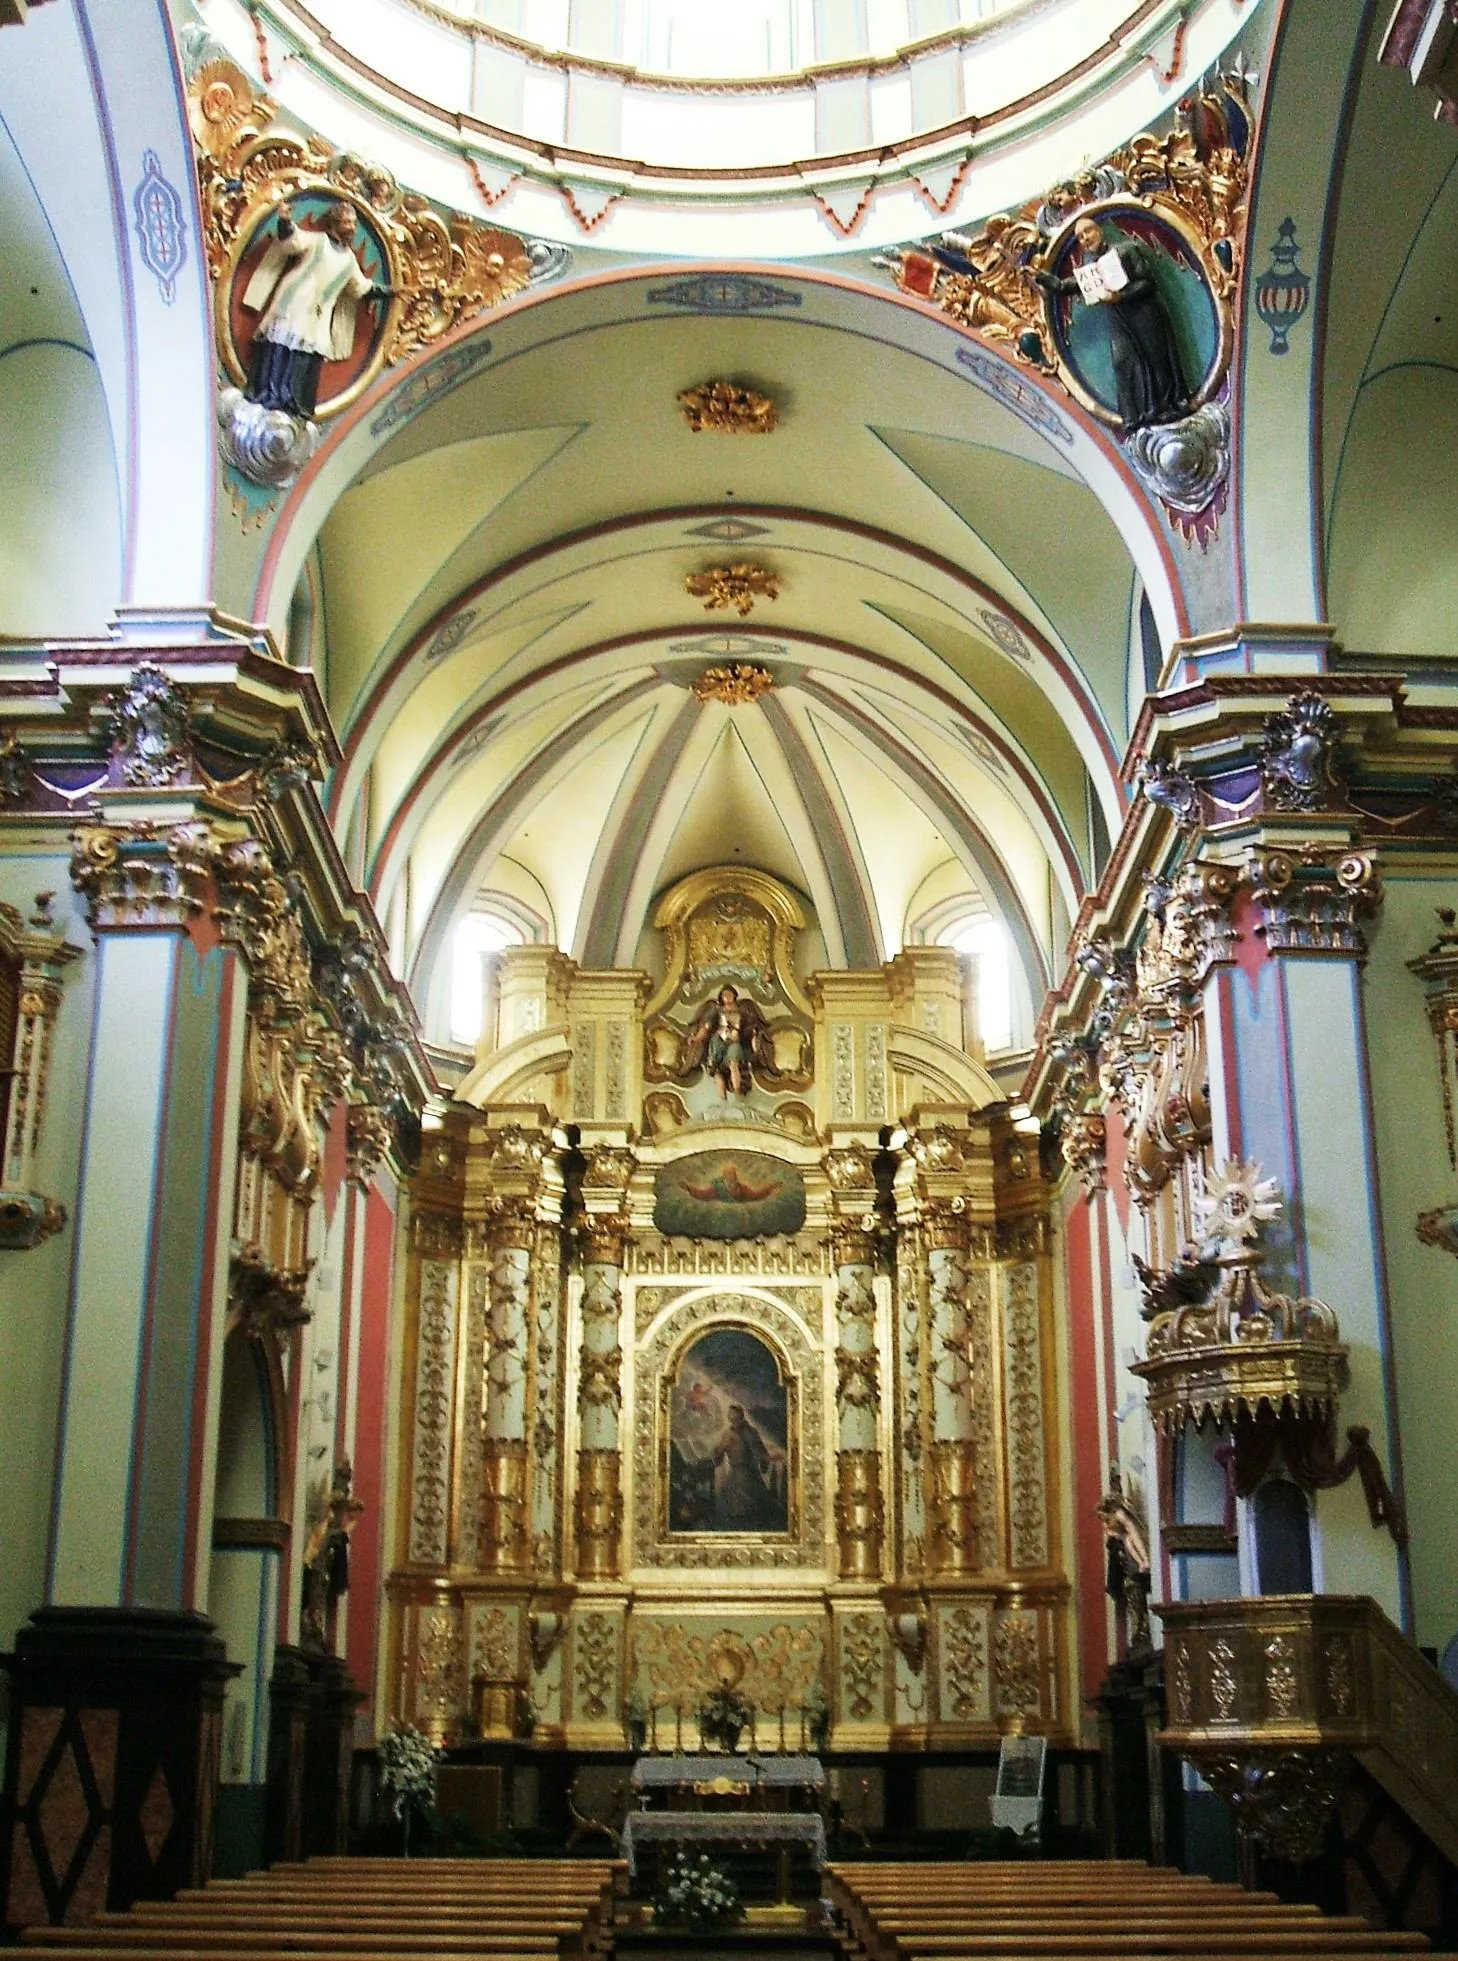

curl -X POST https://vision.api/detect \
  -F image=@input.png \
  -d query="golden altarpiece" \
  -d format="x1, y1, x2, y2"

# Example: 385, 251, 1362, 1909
386, 869, 1070, 1756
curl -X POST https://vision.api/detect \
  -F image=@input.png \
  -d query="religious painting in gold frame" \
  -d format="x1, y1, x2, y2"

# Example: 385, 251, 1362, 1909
659, 1322, 799, 1546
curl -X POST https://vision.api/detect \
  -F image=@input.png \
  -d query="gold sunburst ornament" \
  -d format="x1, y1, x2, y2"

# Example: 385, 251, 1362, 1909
685, 564, 780, 617
677, 380, 779, 434
692, 664, 775, 707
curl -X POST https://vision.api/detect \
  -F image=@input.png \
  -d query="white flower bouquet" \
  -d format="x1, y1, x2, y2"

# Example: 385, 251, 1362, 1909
376, 1723, 438, 1856
653, 1850, 743, 1929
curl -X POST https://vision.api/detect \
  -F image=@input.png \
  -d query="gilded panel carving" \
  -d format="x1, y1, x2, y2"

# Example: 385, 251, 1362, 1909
840, 1612, 885, 1722
633, 1621, 822, 1714
864, 1023, 888, 1121
940, 1603, 991, 1723
414, 1603, 464, 1736
409, 1260, 458, 1565
992, 1610, 1042, 1722
574, 1611, 619, 1721
529, 1220, 563, 1566
605, 1020, 629, 1121
967, 1267, 999, 1568
632, 1291, 825, 1570
455, 1264, 488, 1570
469, 1604, 517, 1682
627, 1238, 826, 1278
1002, 1261, 1049, 1568
894, 1225, 926, 1572
832, 1023, 855, 1119
571, 1020, 597, 1119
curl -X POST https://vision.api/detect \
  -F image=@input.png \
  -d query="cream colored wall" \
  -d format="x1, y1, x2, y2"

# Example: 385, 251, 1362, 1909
0, 848, 94, 1650
1365, 875, 1458, 1655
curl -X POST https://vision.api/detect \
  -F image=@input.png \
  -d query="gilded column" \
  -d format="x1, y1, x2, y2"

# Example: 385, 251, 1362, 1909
573, 1145, 634, 1579
826, 1144, 885, 1580
923, 1199, 979, 1576
479, 1124, 549, 1576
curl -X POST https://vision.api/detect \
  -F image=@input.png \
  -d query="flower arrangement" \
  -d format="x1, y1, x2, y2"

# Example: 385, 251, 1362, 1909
376, 1724, 437, 1856
697, 1682, 753, 1751
653, 1851, 742, 1929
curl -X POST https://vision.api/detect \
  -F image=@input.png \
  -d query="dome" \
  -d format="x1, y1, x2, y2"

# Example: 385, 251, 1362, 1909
208, 0, 1253, 254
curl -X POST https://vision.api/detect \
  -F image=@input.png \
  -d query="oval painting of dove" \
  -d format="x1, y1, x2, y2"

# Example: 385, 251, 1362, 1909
653, 1150, 806, 1240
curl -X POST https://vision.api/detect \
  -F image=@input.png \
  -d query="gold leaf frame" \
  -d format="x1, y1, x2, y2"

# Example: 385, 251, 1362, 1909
631, 1288, 825, 1573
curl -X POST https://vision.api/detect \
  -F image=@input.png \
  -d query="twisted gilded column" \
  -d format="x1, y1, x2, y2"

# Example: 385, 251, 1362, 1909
573, 1145, 634, 1579
826, 1145, 885, 1580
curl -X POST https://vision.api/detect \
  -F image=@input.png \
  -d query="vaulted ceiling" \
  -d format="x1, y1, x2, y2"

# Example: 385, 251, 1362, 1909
299, 280, 1142, 1051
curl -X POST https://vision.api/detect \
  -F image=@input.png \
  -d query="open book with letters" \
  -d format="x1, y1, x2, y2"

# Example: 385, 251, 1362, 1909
1072, 246, 1129, 304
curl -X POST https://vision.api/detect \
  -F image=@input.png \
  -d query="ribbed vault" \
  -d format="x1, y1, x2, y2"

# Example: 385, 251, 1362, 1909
267, 270, 1168, 1053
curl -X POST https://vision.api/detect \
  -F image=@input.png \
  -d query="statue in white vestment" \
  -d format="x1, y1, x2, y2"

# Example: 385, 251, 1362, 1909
241, 199, 393, 418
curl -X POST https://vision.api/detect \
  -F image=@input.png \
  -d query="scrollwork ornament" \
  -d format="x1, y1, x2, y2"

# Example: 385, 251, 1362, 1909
1200, 1749, 1345, 1864
105, 664, 192, 788
347, 1101, 393, 1186
1259, 690, 1343, 813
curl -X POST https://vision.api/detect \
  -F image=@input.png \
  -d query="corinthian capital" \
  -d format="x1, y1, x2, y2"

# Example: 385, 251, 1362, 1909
70, 818, 220, 932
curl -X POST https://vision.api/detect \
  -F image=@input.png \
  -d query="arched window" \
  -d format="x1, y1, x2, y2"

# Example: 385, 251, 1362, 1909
449, 912, 523, 1047
944, 915, 1013, 1054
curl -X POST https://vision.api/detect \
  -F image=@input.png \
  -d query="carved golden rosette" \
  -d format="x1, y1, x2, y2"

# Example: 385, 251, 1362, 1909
685, 563, 780, 618
574, 1447, 624, 1580
692, 662, 775, 707
677, 379, 778, 434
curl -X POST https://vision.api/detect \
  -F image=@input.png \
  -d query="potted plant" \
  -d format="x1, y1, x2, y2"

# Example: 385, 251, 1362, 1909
376, 1723, 438, 1858
652, 1850, 742, 1931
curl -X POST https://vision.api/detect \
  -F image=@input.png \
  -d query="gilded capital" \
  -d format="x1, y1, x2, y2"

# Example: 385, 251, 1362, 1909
1246, 843, 1382, 957
70, 818, 219, 932
485, 1192, 540, 1251
581, 1211, 632, 1263
921, 1197, 970, 1251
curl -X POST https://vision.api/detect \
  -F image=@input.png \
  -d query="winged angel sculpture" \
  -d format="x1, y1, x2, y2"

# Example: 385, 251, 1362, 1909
679, 985, 779, 1098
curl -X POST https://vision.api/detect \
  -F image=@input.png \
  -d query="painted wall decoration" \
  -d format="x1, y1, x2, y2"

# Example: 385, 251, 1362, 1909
666, 1326, 792, 1537
653, 1150, 807, 1240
